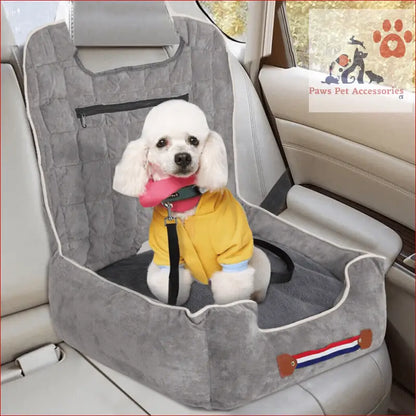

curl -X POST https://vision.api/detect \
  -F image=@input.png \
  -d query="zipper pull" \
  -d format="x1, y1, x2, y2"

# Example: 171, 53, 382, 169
80, 114, 87, 128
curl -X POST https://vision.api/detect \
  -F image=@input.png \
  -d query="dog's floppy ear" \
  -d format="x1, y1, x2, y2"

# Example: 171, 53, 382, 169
113, 138, 149, 197
196, 130, 228, 191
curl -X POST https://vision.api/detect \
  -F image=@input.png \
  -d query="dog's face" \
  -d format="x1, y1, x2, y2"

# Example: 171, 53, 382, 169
143, 100, 210, 179
113, 100, 228, 197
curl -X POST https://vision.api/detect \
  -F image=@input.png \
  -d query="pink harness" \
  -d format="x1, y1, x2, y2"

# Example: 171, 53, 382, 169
139, 175, 201, 212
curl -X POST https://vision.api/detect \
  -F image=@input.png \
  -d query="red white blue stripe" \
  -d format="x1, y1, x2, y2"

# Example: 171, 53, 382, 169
293, 335, 360, 368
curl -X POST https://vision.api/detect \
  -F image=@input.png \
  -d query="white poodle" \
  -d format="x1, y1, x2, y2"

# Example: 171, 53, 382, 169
113, 100, 270, 305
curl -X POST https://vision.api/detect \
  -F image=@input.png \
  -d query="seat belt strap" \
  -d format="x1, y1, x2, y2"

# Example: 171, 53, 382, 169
254, 238, 295, 282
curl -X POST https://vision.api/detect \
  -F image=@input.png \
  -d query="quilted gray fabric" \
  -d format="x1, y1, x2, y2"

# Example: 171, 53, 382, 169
25, 17, 387, 410
25, 18, 234, 271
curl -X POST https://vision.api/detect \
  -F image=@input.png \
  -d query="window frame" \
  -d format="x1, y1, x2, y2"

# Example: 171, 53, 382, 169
262, 1, 296, 69
195, 1, 247, 44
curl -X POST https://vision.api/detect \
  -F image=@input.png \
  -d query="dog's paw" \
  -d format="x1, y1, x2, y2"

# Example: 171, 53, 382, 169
210, 266, 255, 305
147, 262, 193, 305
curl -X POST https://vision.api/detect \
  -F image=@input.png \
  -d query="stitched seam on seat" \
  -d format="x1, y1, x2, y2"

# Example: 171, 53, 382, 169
284, 144, 414, 197
245, 73, 267, 198
368, 352, 391, 397
367, 389, 390, 415
69, 2, 74, 40
1, 302, 51, 320
297, 382, 326, 415
80, 353, 151, 415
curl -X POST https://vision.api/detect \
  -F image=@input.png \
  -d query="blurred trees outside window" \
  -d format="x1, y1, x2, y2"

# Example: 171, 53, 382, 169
199, 1, 248, 42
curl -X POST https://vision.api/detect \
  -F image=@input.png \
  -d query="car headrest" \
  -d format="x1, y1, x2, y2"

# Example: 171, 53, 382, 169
72, 1, 179, 47
1, 5, 16, 63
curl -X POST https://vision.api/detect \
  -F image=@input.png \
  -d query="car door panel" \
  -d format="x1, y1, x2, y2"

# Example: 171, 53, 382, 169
260, 66, 415, 229
276, 118, 414, 229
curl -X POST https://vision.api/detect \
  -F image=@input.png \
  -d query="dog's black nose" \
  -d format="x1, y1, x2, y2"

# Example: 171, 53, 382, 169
174, 152, 192, 167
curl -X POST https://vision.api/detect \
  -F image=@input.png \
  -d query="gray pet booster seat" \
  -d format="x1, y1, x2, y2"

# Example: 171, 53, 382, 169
24, 17, 387, 410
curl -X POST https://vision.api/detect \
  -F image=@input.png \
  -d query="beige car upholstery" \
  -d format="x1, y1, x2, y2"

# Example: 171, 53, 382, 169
1, 8, 60, 371
259, 66, 415, 229
1, 65, 51, 317
1, 2, 395, 414
1, 5, 14, 63
229, 53, 287, 205
1, 305, 60, 365
280, 185, 402, 272
259, 66, 415, 164
276, 119, 414, 229
1, 6, 22, 83
2, 343, 146, 415
385, 265, 415, 394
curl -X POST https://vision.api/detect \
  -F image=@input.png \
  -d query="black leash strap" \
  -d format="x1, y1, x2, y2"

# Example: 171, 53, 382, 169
254, 238, 295, 283
161, 187, 201, 305
162, 202, 180, 305
166, 222, 180, 305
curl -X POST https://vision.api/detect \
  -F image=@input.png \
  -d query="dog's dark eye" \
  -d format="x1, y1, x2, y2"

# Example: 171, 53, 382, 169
188, 136, 199, 146
156, 138, 168, 148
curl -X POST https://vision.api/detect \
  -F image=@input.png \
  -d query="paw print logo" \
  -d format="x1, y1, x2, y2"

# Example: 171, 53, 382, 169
373, 19, 413, 58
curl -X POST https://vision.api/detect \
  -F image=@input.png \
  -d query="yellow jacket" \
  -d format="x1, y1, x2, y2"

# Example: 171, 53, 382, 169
149, 189, 253, 284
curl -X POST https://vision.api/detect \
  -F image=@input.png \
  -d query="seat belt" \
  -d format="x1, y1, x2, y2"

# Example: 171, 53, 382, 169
253, 238, 294, 283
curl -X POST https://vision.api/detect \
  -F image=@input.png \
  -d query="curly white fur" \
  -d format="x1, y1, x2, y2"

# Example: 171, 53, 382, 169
113, 139, 149, 197
147, 261, 193, 305
196, 131, 228, 191
210, 266, 255, 305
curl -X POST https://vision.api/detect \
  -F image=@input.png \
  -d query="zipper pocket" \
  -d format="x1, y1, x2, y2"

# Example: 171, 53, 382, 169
75, 93, 189, 128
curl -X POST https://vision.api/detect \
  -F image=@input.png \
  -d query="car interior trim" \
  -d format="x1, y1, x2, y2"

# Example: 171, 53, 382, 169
303, 184, 415, 272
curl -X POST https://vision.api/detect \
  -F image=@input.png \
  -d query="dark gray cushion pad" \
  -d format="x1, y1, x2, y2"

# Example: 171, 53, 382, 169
98, 245, 343, 329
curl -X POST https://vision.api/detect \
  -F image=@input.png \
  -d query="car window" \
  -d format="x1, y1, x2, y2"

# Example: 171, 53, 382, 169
198, 1, 248, 43
2, 1, 59, 45
285, 1, 415, 92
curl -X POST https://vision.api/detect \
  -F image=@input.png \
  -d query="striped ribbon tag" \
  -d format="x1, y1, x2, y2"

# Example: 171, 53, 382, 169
277, 329, 372, 378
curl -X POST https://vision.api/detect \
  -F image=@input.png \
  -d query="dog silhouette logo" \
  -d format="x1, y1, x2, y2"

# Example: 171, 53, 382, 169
322, 37, 383, 85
